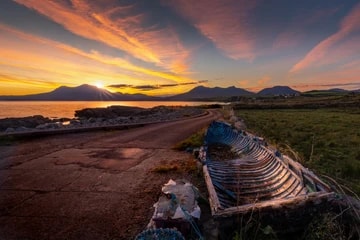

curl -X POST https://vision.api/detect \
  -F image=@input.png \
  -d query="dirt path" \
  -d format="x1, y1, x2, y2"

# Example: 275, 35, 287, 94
0, 110, 221, 240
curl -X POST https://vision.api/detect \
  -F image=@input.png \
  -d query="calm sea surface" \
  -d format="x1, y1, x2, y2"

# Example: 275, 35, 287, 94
0, 101, 223, 119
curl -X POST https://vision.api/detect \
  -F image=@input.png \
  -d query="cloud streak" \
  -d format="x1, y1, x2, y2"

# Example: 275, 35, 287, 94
108, 80, 208, 91
0, 23, 196, 95
166, 0, 256, 60
291, 82, 360, 91
14, 0, 191, 73
290, 3, 360, 73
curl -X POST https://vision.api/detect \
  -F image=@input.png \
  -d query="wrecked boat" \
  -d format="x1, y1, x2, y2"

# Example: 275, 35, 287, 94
200, 121, 334, 217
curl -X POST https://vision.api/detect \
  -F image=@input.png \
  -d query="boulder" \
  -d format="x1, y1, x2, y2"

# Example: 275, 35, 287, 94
0, 115, 51, 131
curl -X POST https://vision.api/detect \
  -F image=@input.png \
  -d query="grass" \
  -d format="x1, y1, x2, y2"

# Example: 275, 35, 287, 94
235, 108, 360, 195
303, 212, 350, 240
173, 128, 206, 151
151, 157, 199, 174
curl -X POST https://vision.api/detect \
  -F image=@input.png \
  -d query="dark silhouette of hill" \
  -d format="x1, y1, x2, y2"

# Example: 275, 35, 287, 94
1, 84, 356, 101
0, 84, 158, 101
302, 88, 359, 95
257, 86, 300, 96
309, 88, 360, 93
327, 88, 349, 93
168, 86, 253, 100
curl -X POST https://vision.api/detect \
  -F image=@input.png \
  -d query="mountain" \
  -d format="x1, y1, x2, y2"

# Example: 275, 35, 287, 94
257, 86, 300, 96
169, 86, 254, 100
0, 84, 158, 101
303, 88, 357, 95
327, 88, 349, 93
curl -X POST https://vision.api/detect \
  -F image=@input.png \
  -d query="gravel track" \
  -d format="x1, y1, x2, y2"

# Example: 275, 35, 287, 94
0, 109, 221, 240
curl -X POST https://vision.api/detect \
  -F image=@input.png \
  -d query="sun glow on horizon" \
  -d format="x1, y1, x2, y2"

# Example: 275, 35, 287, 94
94, 81, 104, 89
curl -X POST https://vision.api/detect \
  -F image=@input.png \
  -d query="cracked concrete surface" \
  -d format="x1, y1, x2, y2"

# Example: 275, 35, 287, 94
0, 110, 221, 239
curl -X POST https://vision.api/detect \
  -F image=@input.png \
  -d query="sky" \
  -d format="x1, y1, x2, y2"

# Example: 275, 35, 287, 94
0, 0, 359, 96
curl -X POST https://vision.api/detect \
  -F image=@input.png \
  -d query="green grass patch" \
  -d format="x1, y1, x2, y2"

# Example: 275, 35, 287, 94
152, 158, 198, 174
173, 128, 206, 151
236, 108, 360, 195
152, 164, 179, 173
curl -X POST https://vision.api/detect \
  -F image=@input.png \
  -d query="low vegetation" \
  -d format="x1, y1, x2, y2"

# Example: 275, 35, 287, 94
151, 157, 199, 174
173, 128, 206, 151
231, 93, 360, 109
235, 108, 360, 195
152, 129, 207, 174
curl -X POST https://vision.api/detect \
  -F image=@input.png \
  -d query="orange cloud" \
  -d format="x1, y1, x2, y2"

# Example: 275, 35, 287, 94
257, 76, 271, 86
0, 24, 195, 95
166, 0, 256, 60
241, 75, 272, 92
238, 80, 250, 87
289, 59, 360, 91
0, 74, 61, 95
14, 0, 190, 73
290, 3, 360, 73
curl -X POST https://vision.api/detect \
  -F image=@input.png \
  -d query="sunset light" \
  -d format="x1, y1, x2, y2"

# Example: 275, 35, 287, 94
0, 0, 359, 95
95, 81, 105, 89
0, 1, 359, 239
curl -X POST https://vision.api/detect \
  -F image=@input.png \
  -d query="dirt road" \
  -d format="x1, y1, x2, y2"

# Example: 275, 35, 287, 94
0, 110, 221, 239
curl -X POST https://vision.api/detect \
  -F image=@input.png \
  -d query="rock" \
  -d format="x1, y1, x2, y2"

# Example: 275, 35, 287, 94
0, 115, 51, 131
96, 118, 104, 123
116, 116, 129, 123
1, 106, 205, 133
75, 106, 144, 118
16, 126, 29, 132
88, 117, 97, 123
35, 122, 62, 130
35, 124, 48, 130
5, 127, 15, 133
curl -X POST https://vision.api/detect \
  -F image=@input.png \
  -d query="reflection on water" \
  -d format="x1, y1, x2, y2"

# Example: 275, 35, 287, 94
1, 101, 224, 119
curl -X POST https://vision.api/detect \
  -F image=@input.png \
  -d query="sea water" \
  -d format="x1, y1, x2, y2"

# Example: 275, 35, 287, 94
0, 101, 222, 119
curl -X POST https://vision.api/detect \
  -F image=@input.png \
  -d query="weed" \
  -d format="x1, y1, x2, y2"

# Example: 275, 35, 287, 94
303, 213, 351, 240
152, 158, 198, 174
152, 164, 179, 173
173, 128, 206, 151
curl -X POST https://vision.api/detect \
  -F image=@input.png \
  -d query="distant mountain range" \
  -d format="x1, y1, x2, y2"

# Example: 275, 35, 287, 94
257, 86, 300, 96
168, 86, 253, 100
0, 84, 158, 101
304, 88, 360, 94
0, 84, 357, 101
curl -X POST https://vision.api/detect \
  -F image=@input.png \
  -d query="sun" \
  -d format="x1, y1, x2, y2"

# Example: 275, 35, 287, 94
95, 81, 104, 89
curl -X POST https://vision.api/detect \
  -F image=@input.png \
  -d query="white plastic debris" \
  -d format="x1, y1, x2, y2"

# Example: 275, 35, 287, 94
154, 179, 201, 220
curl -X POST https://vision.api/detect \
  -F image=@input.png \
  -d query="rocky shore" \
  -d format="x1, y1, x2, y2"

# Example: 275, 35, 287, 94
0, 105, 205, 135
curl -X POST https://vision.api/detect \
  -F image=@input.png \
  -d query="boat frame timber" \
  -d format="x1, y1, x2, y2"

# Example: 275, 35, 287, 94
200, 121, 335, 218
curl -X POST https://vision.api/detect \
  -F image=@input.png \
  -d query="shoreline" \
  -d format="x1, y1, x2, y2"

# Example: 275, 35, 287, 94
0, 101, 225, 119
0, 106, 209, 138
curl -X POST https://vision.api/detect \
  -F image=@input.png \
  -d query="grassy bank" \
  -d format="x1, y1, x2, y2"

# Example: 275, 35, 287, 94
235, 108, 360, 195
